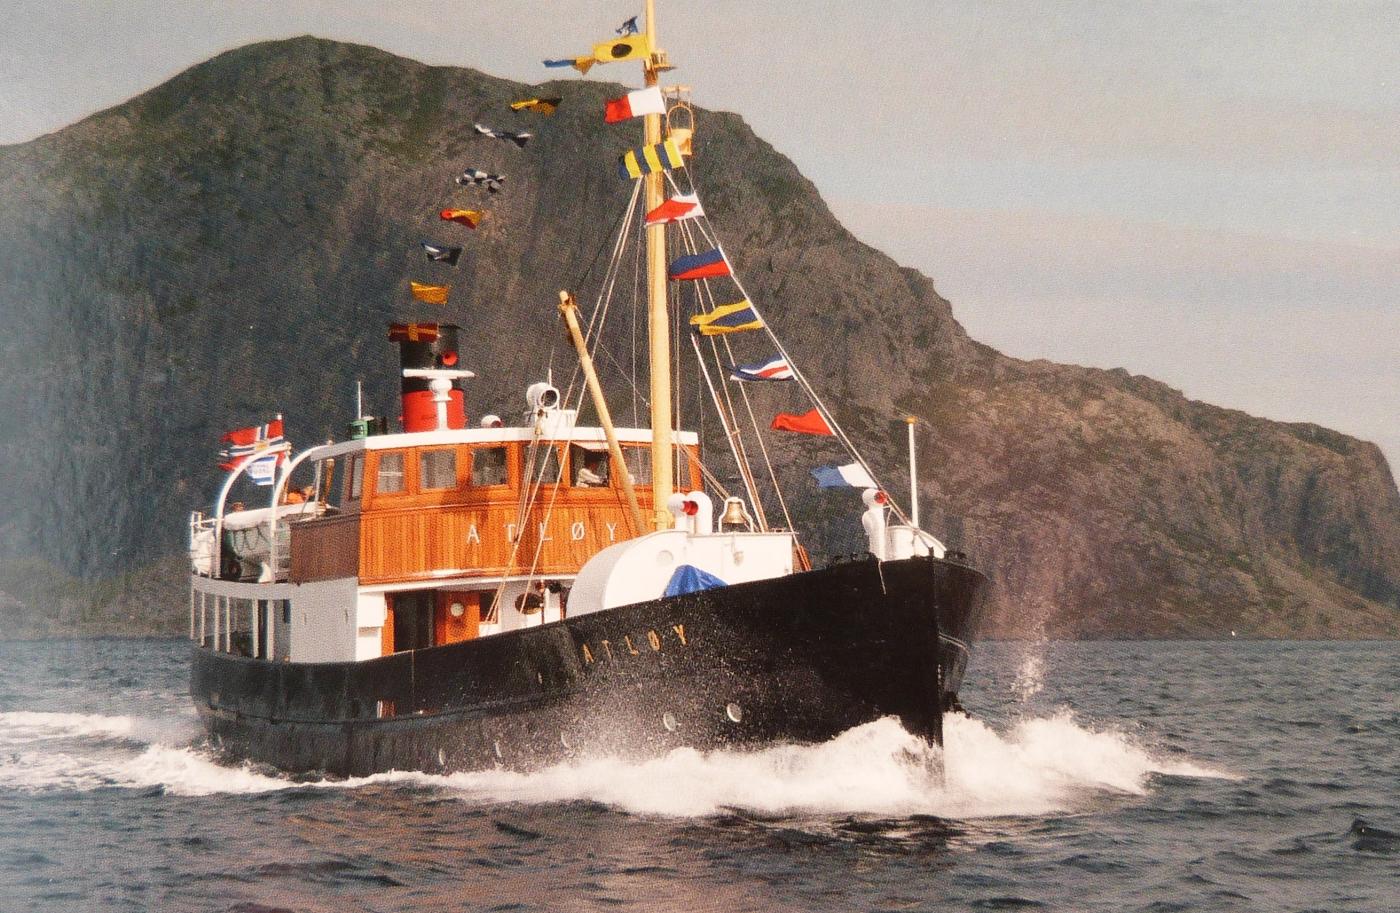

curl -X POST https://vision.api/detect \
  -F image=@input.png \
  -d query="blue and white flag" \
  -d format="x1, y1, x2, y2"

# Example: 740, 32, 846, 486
810, 462, 876, 489
729, 357, 793, 382
246, 453, 281, 487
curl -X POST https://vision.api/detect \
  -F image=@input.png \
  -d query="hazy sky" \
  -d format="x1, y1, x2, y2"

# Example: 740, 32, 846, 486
3, 0, 1396, 471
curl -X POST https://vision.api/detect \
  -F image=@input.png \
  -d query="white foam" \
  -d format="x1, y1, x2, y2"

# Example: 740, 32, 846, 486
431, 712, 1235, 819
0, 707, 1232, 811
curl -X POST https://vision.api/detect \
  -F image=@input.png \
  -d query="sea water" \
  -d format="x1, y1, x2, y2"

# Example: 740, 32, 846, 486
0, 638, 1395, 912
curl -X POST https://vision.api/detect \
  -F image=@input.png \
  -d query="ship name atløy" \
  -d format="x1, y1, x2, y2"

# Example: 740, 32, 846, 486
579, 624, 688, 665
462, 520, 621, 545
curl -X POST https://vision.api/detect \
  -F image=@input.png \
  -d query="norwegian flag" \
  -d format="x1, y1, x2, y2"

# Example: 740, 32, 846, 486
218, 418, 288, 472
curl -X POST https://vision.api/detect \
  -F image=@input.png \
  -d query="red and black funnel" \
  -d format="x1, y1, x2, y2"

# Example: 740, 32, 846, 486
387, 322, 467, 432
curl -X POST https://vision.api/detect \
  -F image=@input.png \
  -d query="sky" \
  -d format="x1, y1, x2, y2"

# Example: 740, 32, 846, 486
3, 0, 1396, 473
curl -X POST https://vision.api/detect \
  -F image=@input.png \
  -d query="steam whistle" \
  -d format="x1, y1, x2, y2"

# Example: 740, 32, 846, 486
387, 323, 474, 432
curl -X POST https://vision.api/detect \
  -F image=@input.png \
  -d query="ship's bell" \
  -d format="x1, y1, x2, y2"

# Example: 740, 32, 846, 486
719, 497, 751, 532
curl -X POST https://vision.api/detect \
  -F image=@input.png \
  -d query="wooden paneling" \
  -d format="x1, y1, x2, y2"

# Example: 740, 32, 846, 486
351, 439, 702, 586
288, 515, 360, 582
357, 493, 654, 585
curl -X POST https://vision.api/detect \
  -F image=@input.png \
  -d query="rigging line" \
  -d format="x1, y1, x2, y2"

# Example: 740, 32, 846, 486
688, 330, 764, 517
578, 179, 644, 314
676, 218, 769, 529
514, 331, 632, 610
629, 211, 642, 428
689, 451, 735, 503
583, 179, 644, 346
660, 175, 914, 528
671, 220, 686, 483
674, 217, 770, 528
706, 331, 768, 530
496, 379, 588, 618
556, 180, 640, 420
721, 329, 793, 532
490, 427, 572, 622
682, 231, 789, 532
581, 192, 653, 414
562, 180, 644, 412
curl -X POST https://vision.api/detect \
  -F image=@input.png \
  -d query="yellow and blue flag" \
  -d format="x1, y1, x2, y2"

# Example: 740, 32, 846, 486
690, 300, 762, 336
593, 33, 651, 64
618, 138, 686, 179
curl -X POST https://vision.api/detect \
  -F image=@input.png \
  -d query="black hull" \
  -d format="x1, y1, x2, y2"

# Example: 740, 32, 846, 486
191, 555, 987, 776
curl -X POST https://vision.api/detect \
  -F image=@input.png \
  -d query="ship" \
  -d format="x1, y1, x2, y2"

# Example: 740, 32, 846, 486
187, 1, 988, 777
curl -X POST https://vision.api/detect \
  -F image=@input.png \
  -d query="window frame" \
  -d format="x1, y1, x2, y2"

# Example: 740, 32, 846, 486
467, 444, 512, 488
373, 450, 407, 496
346, 453, 365, 501
418, 447, 458, 491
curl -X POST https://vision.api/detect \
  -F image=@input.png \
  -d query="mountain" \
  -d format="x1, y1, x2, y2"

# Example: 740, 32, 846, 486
0, 37, 1396, 639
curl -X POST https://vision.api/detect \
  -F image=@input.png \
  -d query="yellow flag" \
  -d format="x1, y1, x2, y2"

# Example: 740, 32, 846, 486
410, 282, 450, 305
592, 33, 652, 64
510, 97, 560, 115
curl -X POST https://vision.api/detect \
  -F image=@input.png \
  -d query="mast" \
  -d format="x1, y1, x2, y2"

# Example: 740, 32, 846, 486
643, 0, 673, 529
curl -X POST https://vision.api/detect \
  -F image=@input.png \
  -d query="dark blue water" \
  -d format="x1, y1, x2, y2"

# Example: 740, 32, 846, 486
1, 639, 1395, 912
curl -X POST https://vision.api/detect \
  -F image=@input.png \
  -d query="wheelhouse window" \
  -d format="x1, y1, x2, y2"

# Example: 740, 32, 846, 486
525, 444, 561, 485
347, 454, 364, 501
622, 446, 651, 485
420, 449, 456, 490
570, 444, 610, 487
375, 452, 405, 494
469, 446, 508, 486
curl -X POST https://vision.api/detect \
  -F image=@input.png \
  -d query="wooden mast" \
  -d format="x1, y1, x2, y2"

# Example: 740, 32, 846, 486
643, 0, 673, 530
559, 290, 647, 534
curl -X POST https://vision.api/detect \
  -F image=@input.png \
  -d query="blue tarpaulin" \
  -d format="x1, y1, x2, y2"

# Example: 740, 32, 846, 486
663, 564, 727, 597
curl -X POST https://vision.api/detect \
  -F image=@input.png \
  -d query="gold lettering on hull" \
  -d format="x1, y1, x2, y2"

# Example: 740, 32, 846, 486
578, 624, 691, 666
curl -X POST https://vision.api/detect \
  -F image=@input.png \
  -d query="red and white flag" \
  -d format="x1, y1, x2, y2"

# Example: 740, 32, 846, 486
645, 193, 704, 226
604, 86, 666, 123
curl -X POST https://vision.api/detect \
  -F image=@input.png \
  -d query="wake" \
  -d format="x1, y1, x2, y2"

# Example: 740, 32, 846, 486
0, 708, 1232, 817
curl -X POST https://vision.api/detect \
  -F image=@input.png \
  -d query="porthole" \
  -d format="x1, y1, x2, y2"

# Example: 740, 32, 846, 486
725, 702, 743, 723
662, 712, 678, 732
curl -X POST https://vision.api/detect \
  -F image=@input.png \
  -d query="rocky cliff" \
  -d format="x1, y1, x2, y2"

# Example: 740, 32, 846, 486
0, 37, 1396, 638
